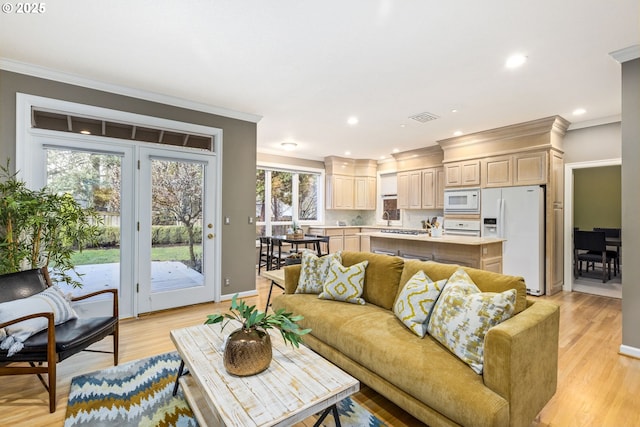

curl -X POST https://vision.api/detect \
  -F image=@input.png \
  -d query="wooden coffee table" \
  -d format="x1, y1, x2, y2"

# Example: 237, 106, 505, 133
170, 323, 359, 427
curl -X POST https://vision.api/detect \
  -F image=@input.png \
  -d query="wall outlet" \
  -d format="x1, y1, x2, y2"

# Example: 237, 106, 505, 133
224, 278, 231, 286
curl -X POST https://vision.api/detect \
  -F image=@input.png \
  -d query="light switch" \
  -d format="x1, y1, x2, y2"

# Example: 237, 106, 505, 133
248, 216, 254, 224
224, 217, 230, 225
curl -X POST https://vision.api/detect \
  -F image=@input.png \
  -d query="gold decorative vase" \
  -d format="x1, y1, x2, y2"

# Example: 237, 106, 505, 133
223, 327, 272, 376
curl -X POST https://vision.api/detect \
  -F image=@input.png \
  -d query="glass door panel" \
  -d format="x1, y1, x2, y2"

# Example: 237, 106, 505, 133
45, 148, 122, 300
138, 148, 216, 313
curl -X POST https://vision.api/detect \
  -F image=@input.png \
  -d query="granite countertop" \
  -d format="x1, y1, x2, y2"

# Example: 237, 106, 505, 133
359, 231, 504, 246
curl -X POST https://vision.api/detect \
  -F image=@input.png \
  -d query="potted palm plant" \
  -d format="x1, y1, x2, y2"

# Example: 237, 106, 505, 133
0, 161, 101, 287
205, 294, 311, 376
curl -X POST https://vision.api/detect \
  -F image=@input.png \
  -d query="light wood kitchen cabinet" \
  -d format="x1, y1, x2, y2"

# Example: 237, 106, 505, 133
354, 176, 376, 210
359, 227, 377, 253
436, 167, 445, 209
309, 227, 361, 253
326, 175, 354, 210
397, 170, 422, 209
444, 160, 480, 187
482, 155, 512, 187
421, 166, 444, 209
325, 157, 377, 211
482, 151, 547, 188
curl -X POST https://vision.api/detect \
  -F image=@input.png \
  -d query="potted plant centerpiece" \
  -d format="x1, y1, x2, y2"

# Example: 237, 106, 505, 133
205, 294, 311, 376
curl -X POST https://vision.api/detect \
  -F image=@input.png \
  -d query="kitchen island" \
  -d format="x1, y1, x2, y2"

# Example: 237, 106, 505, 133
360, 231, 504, 273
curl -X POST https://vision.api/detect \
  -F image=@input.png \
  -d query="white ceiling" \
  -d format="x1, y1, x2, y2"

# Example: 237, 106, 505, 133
1, 1, 638, 161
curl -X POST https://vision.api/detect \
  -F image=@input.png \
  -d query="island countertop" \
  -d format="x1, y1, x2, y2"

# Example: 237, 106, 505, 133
359, 231, 504, 246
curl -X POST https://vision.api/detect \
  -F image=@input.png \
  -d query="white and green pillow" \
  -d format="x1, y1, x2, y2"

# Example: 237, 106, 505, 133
427, 269, 516, 374
295, 250, 342, 294
0, 286, 78, 357
318, 259, 368, 305
393, 270, 447, 337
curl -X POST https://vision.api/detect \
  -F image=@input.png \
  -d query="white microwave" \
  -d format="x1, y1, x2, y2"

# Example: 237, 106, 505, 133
443, 188, 480, 214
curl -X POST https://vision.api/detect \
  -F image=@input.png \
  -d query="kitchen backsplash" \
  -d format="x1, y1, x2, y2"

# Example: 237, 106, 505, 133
322, 209, 442, 229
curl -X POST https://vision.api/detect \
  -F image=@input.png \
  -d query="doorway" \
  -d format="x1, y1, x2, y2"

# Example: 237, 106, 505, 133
564, 159, 622, 298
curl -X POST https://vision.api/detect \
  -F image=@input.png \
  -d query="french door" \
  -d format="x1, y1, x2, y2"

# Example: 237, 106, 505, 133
29, 134, 218, 317
137, 148, 217, 313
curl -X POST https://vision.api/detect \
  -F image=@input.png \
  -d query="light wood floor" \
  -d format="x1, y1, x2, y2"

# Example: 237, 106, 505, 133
2, 274, 639, 427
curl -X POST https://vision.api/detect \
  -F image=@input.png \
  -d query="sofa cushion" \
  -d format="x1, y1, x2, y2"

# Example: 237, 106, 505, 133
399, 259, 527, 314
340, 251, 404, 310
319, 260, 368, 305
393, 270, 447, 337
272, 293, 509, 427
427, 269, 516, 374
296, 250, 342, 294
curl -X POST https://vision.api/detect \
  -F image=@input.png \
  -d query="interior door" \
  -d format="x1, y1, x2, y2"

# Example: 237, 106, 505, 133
138, 148, 217, 313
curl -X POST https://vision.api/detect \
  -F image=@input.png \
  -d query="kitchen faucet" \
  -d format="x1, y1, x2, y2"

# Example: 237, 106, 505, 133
382, 211, 391, 227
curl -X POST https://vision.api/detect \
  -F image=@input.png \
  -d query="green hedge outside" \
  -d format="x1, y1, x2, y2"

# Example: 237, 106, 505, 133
90, 225, 202, 248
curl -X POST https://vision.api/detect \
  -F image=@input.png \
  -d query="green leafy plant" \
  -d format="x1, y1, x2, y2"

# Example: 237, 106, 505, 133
205, 294, 311, 348
0, 161, 102, 287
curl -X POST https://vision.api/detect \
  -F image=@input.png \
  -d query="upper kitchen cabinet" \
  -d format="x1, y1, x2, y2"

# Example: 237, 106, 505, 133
325, 157, 377, 210
481, 151, 547, 188
444, 160, 480, 187
393, 146, 445, 210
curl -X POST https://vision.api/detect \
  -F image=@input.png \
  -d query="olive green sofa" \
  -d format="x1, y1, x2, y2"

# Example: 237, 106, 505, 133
271, 251, 560, 427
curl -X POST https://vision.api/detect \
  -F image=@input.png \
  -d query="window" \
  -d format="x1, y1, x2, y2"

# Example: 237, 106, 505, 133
256, 166, 322, 237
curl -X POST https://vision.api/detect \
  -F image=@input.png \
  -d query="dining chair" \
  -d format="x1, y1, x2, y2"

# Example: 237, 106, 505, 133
574, 230, 618, 282
258, 236, 272, 274
593, 227, 621, 273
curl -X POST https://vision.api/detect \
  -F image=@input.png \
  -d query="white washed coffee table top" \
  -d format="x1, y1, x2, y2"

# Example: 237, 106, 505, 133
170, 323, 359, 427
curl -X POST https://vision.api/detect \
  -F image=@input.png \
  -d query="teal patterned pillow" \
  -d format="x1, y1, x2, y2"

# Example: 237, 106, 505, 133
295, 250, 342, 294
427, 269, 516, 374
319, 259, 368, 305
393, 270, 447, 337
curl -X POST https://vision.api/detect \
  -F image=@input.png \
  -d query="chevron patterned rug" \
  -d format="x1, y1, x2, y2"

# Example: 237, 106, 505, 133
64, 351, 385, 427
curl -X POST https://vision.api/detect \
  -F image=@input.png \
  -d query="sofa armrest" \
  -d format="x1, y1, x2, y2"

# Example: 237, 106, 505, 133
483, 300, 560, 427
283, 265, 301, 294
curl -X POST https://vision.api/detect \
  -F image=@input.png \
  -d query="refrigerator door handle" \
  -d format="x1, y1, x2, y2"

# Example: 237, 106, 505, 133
498, 198, 505, 238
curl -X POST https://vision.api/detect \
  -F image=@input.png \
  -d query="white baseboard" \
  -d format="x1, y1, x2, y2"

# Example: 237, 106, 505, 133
619, 344, 640, 359
220, 289, 258, 302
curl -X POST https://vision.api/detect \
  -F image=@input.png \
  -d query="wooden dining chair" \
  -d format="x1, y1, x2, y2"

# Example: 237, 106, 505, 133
574, 230, 618, 282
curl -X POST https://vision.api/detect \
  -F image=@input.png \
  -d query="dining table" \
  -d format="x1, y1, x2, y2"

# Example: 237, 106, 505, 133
269, 234, 326, 268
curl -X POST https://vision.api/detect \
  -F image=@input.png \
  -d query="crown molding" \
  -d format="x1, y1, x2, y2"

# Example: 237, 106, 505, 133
610, 45, 640, 63
0, 57, 262, 124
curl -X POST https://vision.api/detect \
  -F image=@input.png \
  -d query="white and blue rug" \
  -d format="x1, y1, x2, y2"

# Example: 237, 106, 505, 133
64, 351, 386, 427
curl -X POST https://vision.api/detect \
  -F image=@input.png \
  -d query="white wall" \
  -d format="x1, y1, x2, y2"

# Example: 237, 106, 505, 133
563, 122, 621, 163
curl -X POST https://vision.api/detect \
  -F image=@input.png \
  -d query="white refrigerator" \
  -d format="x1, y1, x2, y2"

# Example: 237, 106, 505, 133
481, 186, 545, 295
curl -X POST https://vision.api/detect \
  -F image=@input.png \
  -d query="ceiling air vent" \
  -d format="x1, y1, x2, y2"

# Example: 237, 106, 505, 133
408, 112, 439, 123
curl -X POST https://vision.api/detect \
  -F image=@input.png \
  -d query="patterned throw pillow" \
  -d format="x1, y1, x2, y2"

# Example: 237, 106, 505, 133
393, 270, 447, 337
427, 269, 516, 374
295, 250, 342, 294
0, 286, 78, 357
318, 259, 369, 305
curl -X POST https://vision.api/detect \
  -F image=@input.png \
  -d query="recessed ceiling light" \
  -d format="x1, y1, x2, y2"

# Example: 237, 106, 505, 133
400, 124, 406, 128
573, 108, 587, 116
506, 54, 527, 69
80, 130, 91, 135
392, 148, 400, 153
281, 141, 297, 151
453, 130, 464, 136
344, 151, 351, 156
379, 155, 386, 159
451, 109, 458, 113
347, 117, 359, 126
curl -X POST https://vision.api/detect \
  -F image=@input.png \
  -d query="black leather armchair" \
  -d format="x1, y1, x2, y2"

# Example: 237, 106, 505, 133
0, 267, 119, 412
